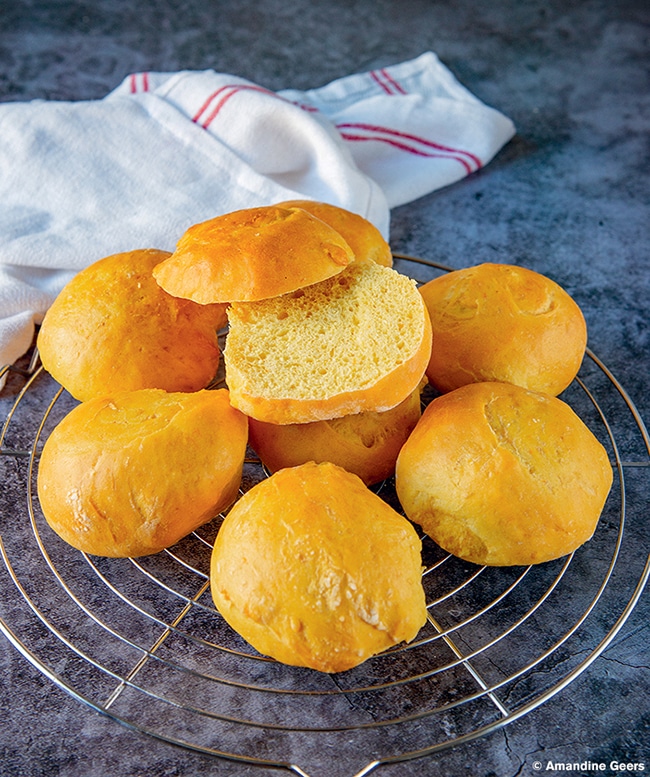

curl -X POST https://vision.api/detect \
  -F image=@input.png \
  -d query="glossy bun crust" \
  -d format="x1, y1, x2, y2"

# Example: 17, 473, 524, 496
395, 382, 613, 566
419, 263, 587, 396
247, 386, 422, 485
211, 461, 427, 673
153, 205, 355, 303
37, 249, 226, 402
38, 389, 248, 557
276, 199, 393, 267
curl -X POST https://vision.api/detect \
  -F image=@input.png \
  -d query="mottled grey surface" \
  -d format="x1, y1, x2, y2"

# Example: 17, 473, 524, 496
1, 1, 648, 776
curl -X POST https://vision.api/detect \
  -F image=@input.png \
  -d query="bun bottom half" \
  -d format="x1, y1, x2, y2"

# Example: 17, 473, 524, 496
247, 385, 422, 485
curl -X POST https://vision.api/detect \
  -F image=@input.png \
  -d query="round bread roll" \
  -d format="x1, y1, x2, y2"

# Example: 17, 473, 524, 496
395, 382, 613, 566
247, 385, 422, 485
211, 461, 427, 673
419, 263, 587, 396
276, 199, 393, 267
225, 261, 432, 424
38, 388, 248, 558
37, 249, 226, 402
152, 205, 355, 304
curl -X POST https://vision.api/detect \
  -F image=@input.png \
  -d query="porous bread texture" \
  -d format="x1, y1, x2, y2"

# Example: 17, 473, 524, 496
276, 199, 393, 267
419, 263, 587, 396
210, 461, 427, 673
37, 388, 248, 558
37, 249, 226, 402
152, 205, 355, 304
247, 384, 422, 485
224, 261, 433, 424
395, 381, 613, 566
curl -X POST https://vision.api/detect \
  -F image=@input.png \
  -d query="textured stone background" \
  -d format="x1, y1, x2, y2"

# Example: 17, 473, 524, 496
0, 1, 648, 776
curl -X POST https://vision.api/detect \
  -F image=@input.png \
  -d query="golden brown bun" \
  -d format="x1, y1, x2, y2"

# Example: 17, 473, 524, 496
224, 261, 432, 424
395, 382, 613, 566
211, 461, 427, 673
37, 249, 226, 402
152, 205, 355, 304
247, 385, 422, 485
276, 200, 393, 267
37, 389, 248, 558
419, 263, 587, 396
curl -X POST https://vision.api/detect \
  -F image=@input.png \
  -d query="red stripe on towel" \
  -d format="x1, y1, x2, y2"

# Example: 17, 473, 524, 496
338, 131, 475, 175
370, 70, 394, 95
379, 68, 407, 95
192, 85, 231, 122
192, 85, 230, 123
290, 100, 319, 112
194, 84, 317, 128
129, 73, 150, 93
201, 84, 276, 129
192, 84, 278, 128
370, 68, 408, 95
337, 121, 482, 170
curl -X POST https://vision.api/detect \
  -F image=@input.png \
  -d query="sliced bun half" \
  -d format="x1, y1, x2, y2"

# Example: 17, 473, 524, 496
276, 199, 393, 266
224, 261, 433, 424
153, 205, 356, 304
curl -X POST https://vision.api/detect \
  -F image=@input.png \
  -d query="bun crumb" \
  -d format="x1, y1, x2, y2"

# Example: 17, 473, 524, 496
225, 261, 432, 423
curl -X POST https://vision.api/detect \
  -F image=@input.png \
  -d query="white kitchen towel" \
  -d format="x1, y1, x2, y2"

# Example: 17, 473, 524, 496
0, 51, 515, 373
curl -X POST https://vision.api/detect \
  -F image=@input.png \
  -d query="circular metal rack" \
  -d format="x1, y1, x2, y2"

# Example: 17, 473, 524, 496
0, 255, 648, 777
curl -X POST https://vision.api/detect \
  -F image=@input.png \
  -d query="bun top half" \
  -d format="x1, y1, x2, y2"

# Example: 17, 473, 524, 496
153, 205, 356, 304
276, 199, 393, 267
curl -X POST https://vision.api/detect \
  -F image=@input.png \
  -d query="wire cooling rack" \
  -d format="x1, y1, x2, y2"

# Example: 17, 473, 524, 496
0, 255, 648, 777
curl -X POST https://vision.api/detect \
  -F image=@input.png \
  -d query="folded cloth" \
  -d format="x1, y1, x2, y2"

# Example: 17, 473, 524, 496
0, 51, 515, 375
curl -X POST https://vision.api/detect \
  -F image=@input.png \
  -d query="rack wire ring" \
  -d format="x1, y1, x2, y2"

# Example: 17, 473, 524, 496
0, 254, 648, 777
